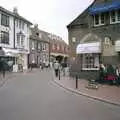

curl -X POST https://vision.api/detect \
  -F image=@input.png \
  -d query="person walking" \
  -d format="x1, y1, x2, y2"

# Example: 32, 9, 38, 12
54, 61, 60, 77
0, 59, 6, 78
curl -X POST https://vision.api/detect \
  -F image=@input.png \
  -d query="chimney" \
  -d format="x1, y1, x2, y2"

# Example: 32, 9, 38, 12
13, 7, 18, 14
34, 24, 38, 28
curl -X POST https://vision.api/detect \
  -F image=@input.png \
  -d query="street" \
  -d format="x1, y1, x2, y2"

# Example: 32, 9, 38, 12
0, 70, 120, 120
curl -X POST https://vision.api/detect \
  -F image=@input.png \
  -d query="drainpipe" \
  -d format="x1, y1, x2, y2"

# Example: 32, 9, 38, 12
13, 18, 16, 48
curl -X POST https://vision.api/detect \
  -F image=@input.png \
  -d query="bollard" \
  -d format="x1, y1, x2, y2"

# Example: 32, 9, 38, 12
59, 69, 60, 80
3, 70, 5, 78
76, 75, 78, 89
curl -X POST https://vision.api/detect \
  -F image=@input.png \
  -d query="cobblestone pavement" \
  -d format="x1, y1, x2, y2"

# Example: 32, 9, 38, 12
53, 69, 120, 106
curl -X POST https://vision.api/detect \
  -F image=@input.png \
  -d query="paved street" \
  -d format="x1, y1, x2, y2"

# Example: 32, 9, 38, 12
0, 70, 120, 120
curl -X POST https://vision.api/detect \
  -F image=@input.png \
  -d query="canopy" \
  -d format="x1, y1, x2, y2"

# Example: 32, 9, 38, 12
76, 42, 101, 54
115, 40, 120, 52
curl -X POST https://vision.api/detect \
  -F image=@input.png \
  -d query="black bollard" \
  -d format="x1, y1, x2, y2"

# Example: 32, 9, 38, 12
3, 70, 5, 78
76, 75, 78, 89
59, 69, 60, 80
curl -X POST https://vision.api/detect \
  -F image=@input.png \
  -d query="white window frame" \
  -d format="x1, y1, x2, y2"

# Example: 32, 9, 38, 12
38, 43, 41, 49
32, 41, 35, 50
17, 34, 25, 48
94, 13, 105, 27
82, 53, 99, 71
110, 10, 120, 24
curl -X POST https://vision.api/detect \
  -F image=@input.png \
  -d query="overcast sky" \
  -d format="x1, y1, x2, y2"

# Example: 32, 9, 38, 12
1, 0, 94, 43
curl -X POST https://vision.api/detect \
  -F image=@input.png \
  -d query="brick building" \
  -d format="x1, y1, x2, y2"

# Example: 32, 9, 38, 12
28, 25, 49, 67
48, 34, 68, 63
67, 0, 120, 79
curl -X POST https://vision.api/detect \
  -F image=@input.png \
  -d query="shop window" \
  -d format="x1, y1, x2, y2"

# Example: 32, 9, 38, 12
82, 53, 99, 70
1, 31, 9, 44
94, 13, 105, 26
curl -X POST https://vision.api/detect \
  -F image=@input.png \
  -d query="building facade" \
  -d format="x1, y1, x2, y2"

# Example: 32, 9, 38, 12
48, 33, 69, 63
67, 0, 120, 79
0, 7, 32, 72
28, 25, 49, 67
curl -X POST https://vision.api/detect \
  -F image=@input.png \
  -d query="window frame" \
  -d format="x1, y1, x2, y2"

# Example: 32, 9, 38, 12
110, 10, 120, 24
0, 31, 9, 44
17, 34, 25, 48
1, 14, 9, 27
82, 53, 100, 71
93, 13, 105, 27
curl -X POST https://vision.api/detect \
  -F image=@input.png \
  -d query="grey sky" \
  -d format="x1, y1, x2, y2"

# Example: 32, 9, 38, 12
1, 0, 94, 42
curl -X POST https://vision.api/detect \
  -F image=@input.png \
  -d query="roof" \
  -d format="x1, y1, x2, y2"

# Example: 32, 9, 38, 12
89, 0, 120, 15
67, 0, 112, 28
0, 6, 32, 25
30, 27, 49, 43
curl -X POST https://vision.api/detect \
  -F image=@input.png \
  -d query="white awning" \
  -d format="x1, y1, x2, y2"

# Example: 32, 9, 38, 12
115, 40, 120, 52
2, 48, 19, 56
50, 53, 68, 57
76, 42, 101, 54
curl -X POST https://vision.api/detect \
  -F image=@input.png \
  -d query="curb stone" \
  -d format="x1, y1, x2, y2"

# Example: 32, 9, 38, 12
52, 79, 120, 107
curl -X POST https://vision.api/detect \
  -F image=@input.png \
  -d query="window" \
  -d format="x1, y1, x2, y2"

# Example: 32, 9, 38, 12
117, 9, 120, 21
17, 34, 25, 48
94, 14, 99, 25
32, 41, 35, 49
19, 21, 21, 28
21, 35, 25, 47
1, 14, 9, 27
22, 22, 25, 30
38, 43, 41, 49
42, 43, 46, 51
36, 33, 39, 36
110, 10, 120, 24
1, 31, 9, 44
17, 34, 20, 46
94, 13, 105, 26
82, 53, 99, 70
110, 11, 116, 23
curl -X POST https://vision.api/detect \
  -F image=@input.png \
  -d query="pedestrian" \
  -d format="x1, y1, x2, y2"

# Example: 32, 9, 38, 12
99, 63, 106, 83
54, 61, 60, 77
61, 61, 66, 76
31, 61, 35, 71
1, 59, 6, 78
115, 66, 120, 85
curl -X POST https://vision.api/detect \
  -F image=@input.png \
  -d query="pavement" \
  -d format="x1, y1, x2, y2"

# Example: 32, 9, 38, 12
52, 69, 120, 107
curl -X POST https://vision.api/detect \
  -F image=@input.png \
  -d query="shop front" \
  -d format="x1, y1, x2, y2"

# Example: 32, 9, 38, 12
2, 48, 29, 72
75, 42, 101, 79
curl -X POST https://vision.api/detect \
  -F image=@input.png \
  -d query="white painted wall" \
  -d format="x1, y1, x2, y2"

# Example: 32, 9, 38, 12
15, 19, 30, 53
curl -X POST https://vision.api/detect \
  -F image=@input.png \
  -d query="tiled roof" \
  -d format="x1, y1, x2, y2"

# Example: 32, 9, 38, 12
67, 0, 117, 28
